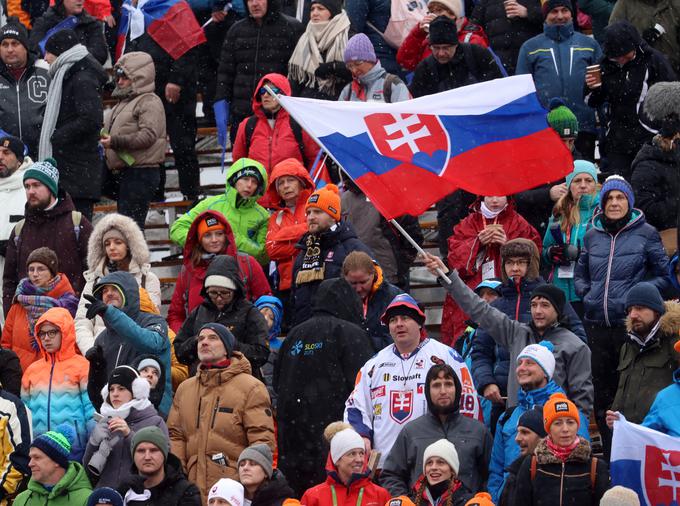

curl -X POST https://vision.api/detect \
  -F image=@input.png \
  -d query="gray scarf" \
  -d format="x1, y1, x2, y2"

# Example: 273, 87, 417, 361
38, 44, 90, 160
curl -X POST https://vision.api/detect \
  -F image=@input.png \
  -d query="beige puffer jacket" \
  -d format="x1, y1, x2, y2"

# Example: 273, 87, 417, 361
104, 51, 167, 169
167, 352, 276, 500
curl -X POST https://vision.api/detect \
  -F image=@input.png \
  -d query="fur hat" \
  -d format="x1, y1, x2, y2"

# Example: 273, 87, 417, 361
643, 82, 680, 137
500, 238, 539, 281
26, 247, 59, 277
543, 393, 580, 432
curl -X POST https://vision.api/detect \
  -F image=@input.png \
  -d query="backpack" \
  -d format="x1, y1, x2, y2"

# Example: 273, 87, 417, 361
366, 0, 427, 49
244, 115, 308, 168
13, 210, 83, 248
530, 455, 598, 488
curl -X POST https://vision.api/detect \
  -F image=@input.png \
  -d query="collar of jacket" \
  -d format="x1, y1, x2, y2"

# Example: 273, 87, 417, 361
518, 380, 563, 408
543, 22, 574, 41
197, 352, 250, 385
533, 436, 591, 464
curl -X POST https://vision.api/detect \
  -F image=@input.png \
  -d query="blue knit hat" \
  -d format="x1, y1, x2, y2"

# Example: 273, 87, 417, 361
600, 175, 634, 209
344, 34, 377, 63
87, 488, 124, 506
566, 160, 598, 189
31, 424, 74, 469
625, 282, 666, 315
200, 322, 236, 357
518, 406, 547, 437
254, 295, 283, 346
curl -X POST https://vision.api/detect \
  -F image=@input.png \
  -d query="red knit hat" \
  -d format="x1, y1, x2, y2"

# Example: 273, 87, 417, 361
306, 184, 341, 221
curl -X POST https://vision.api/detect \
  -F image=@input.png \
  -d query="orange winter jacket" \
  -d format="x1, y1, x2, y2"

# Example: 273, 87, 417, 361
264, 159, 315, 291
2, 274, 78, 372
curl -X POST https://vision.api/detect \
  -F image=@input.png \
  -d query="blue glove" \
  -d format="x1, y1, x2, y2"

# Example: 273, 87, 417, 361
213, 99, 229, 149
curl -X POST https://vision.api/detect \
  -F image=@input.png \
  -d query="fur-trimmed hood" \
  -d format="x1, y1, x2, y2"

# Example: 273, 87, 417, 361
625, 300, 680, 335
500, 238, 540, 282
86, 213, 151, 276
534, 436, 592, 464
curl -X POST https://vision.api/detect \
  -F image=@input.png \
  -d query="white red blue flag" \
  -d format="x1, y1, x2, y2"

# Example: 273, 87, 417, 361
277, 75, 572, 220
611, 415, 680, 506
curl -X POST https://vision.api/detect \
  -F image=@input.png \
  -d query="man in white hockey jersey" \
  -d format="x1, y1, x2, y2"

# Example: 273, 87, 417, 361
344, 293, 481, 467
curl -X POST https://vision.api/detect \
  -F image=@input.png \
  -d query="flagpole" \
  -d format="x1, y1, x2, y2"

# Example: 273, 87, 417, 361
263, 84, 452, 284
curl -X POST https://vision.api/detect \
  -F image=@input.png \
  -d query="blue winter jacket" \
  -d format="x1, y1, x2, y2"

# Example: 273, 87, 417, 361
471, 276, 587, 395
542, 194, 599, 302
488, 380, 590, 503
642, 368, 680, 437
574, 209, 671, 327
516, 23, 602, 132
345, 0, 400, 75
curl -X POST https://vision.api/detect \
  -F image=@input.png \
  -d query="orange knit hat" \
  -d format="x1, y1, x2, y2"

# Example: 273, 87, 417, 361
465, 493, 495, 506
675, 337, 680, 353
306, 184, 341, 221
543, 393, 580, 432
385, 497, 416, 506
197, 215, 226, 241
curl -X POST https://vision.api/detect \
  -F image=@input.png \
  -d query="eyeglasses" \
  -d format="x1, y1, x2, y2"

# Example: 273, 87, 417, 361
259, 86, 282, 96
37, 329, 60, 339
505, 259, 529, 267
346, 60, 366, 70
206, 289, 234, 299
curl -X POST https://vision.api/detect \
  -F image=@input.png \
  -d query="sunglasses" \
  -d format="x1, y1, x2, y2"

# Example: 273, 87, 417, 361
259, 86, 282, 96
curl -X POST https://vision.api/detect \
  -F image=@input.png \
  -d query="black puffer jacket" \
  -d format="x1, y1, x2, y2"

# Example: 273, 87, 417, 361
49, 54, 107, 201
586, 41, 676, 156
410, 45, 503, 98
118, 453, 202, 506
29, 8, 108, 64
514, 437, 609, 506
251, 470, 295, 506
0, 55, 50, 158
470, 0, 543, 75
274, 278, 375, 495
631, 139, 680, 231
215, 0, 303, 121
174, 255, 270, 375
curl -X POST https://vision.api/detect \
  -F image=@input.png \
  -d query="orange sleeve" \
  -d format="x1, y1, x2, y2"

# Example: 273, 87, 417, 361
7, 0, 32, 29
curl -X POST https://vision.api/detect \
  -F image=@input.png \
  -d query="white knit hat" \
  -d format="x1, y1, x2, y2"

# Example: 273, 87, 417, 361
208, 479, 244, 506
204, 275, 237, 291
517, 341, 556, 380
599, 486, 640, 506
423, 439, 459, 475
330, 428, 364, 464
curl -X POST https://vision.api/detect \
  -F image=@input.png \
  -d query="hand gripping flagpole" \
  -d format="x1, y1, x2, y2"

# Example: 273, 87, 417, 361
262, 85, 451, 284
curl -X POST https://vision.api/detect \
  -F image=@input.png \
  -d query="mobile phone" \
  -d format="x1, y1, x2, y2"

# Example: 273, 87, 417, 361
93, 413, 106, 423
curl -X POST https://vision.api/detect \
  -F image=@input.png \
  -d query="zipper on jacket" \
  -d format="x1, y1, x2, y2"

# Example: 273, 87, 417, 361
115, 344, 123, 367
196, 397, 202, 429
602, 216, 639, 327
47, 358, 56, 431
15, 82, 22, 140
211, 396, 221, 429
560, 461, 565, 506
514, 278, 521, 319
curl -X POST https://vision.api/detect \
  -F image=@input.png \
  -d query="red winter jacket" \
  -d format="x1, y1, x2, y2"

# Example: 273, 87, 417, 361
264, 159, 315, 292
397, 19, 489, 72
441, 200, 541, 344
232, 73, 320, 178
167, 210, 271, 333
301, 455, 391, 506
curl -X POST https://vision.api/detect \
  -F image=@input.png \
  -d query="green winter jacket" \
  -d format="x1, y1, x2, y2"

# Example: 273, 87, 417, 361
170, 158, 270, 264
13, 462, 92, 506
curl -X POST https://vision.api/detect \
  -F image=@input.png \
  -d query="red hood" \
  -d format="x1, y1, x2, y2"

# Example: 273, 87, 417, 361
252, 73, 293, 117
264, 158, 316, 210
183, 210, 239, 260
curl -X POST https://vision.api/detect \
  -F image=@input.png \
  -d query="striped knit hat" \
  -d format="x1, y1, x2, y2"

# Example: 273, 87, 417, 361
31, 425, 74, 469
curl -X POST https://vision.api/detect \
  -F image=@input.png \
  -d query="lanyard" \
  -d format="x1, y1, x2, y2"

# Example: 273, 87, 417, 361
331, 486, 364, 506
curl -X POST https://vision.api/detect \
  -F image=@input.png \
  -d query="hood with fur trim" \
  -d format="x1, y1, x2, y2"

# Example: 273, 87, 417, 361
500, 238, 540, 282
625, 300, 680, 335
35, 307, 79, 362
87, 213, 151, 276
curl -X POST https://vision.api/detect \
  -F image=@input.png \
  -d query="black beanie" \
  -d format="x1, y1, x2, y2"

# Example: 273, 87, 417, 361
518, 406, 547, 437
108, 365, 138, 393
200, 323, 236, 358
0, 134, 26, 159
530, 284, 566, 319
45, 28, 79, 56
542, 0, 573, 19
311, 0, 342, 17
428, 16, 458, 46
603, 20, 641, 57
0, 18, 29, 51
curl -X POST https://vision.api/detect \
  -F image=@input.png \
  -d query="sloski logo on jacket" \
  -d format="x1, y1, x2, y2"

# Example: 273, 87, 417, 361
390, 390, 413, 423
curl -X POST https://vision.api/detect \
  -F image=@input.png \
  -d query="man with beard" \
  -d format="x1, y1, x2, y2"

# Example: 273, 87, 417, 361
381, 364, 492, 496
606, 282, 680, 425
2, 159, 92, 315
0, 135, 31, 323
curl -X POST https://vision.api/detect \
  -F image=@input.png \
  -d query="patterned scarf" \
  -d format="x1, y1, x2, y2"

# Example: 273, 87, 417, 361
15, 276, 62, 345
288, 12, 351, 94
295, 234, 326, 285
546, 436, 580, 462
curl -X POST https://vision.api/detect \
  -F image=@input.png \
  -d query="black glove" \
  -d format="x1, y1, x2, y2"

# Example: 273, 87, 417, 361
548, 245, 568, 265
642, 24, 664, 44
314, 62, 335, 79
84, 294, 108, 320
176, 336, 198, 366
85, 344, 106, 369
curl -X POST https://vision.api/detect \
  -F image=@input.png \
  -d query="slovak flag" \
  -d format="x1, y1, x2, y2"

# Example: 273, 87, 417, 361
611, 415, 680, 506
277, 75, 573, 220
116, 0, 206, 61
